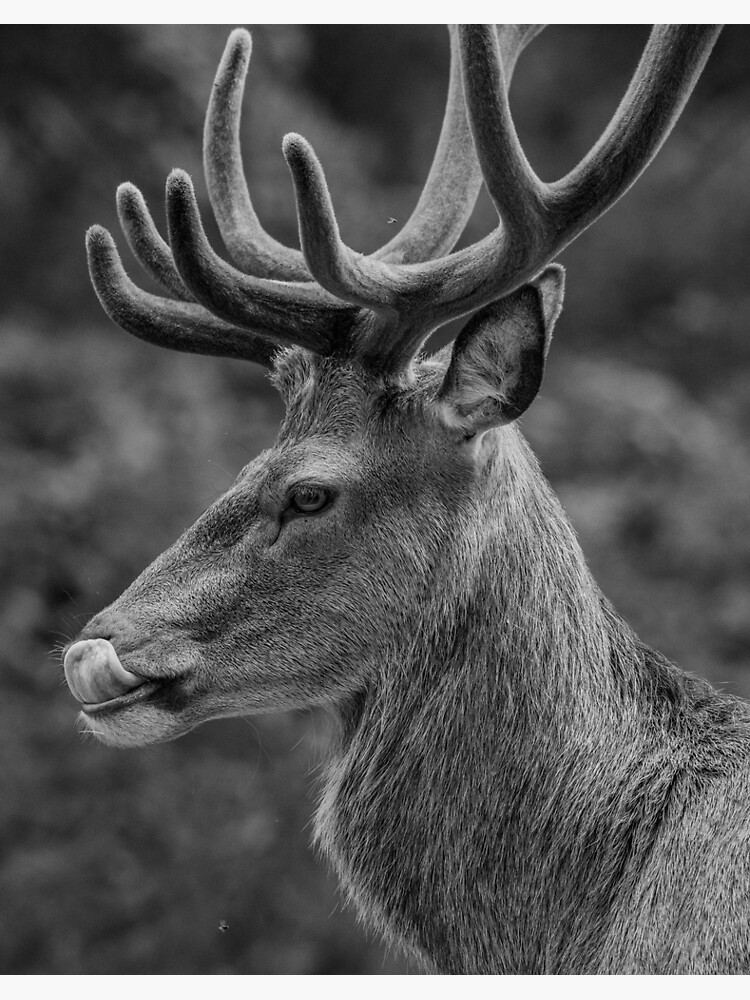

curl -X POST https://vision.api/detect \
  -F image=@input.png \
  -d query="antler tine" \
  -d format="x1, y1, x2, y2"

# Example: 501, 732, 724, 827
204, 28, 311, 281
116, 183, 194, 302
283, 133, 406, 311
459, 25, 548, 255
165, 168, 357, 353
547, 25, 721, 241
375, 24, 545, 265
86, 225, 276, 366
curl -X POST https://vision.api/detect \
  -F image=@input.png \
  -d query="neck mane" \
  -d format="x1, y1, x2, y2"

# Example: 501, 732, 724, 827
314, 424, 746, 973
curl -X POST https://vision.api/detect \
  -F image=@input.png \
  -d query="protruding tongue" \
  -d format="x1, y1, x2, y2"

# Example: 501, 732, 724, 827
64, 638, 143, 704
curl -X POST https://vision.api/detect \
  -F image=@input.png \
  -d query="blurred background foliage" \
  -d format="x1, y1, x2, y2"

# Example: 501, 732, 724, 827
1, 24, 749, 974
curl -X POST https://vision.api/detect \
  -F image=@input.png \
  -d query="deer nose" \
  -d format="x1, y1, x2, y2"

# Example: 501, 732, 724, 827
64, 638, 144, 705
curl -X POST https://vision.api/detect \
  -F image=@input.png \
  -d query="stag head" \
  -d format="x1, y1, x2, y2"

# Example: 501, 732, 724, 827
64, 25, 720, 747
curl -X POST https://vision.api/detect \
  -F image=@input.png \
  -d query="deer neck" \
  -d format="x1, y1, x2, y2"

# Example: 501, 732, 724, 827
315, 426, 671, 973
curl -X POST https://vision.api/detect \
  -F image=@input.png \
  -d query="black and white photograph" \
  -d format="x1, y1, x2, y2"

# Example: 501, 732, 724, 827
1, 22, 750, 976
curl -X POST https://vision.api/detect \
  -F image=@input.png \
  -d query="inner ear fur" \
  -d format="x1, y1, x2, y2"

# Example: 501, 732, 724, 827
437, 264, 565, 435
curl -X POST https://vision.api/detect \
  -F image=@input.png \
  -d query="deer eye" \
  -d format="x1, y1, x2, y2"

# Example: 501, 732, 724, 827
289, 485, 331, 515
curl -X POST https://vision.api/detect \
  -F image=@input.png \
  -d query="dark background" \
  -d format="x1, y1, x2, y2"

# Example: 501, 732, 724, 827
1, 24, 749, 974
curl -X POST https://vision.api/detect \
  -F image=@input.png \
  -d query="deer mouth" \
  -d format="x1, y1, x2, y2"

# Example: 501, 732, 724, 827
63, 637, 166, 715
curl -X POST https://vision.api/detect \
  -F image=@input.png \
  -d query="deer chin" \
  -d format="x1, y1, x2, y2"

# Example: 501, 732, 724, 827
78, 698, 201, 748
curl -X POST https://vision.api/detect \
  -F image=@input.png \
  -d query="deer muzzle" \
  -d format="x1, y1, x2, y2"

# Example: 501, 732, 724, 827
64, 638, 144, 705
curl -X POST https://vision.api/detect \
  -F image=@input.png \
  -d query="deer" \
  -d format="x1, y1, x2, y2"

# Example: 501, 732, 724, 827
62, 25, 750, 974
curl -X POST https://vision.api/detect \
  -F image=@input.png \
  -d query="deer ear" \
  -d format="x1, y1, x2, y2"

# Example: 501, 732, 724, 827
437, 264, 565, 436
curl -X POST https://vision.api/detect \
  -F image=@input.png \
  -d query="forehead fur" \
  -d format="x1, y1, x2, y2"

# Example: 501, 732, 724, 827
270, 347, 448, 440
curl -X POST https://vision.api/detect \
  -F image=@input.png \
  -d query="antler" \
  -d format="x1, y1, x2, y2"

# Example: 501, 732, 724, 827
280, 24, 722, 370
87, 25, 721, 374
86, 25, 537, 367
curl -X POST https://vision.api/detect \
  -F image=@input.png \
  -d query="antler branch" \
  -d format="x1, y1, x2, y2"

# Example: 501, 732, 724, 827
283, 133, 406, 311
116, 183, 194, 302
203, 28, 311, 281
375, 25, 545, 265
86, 226, 276, 365
459, 25, 548, 253
546, 25, 720, 241
165, 169, 356, 353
